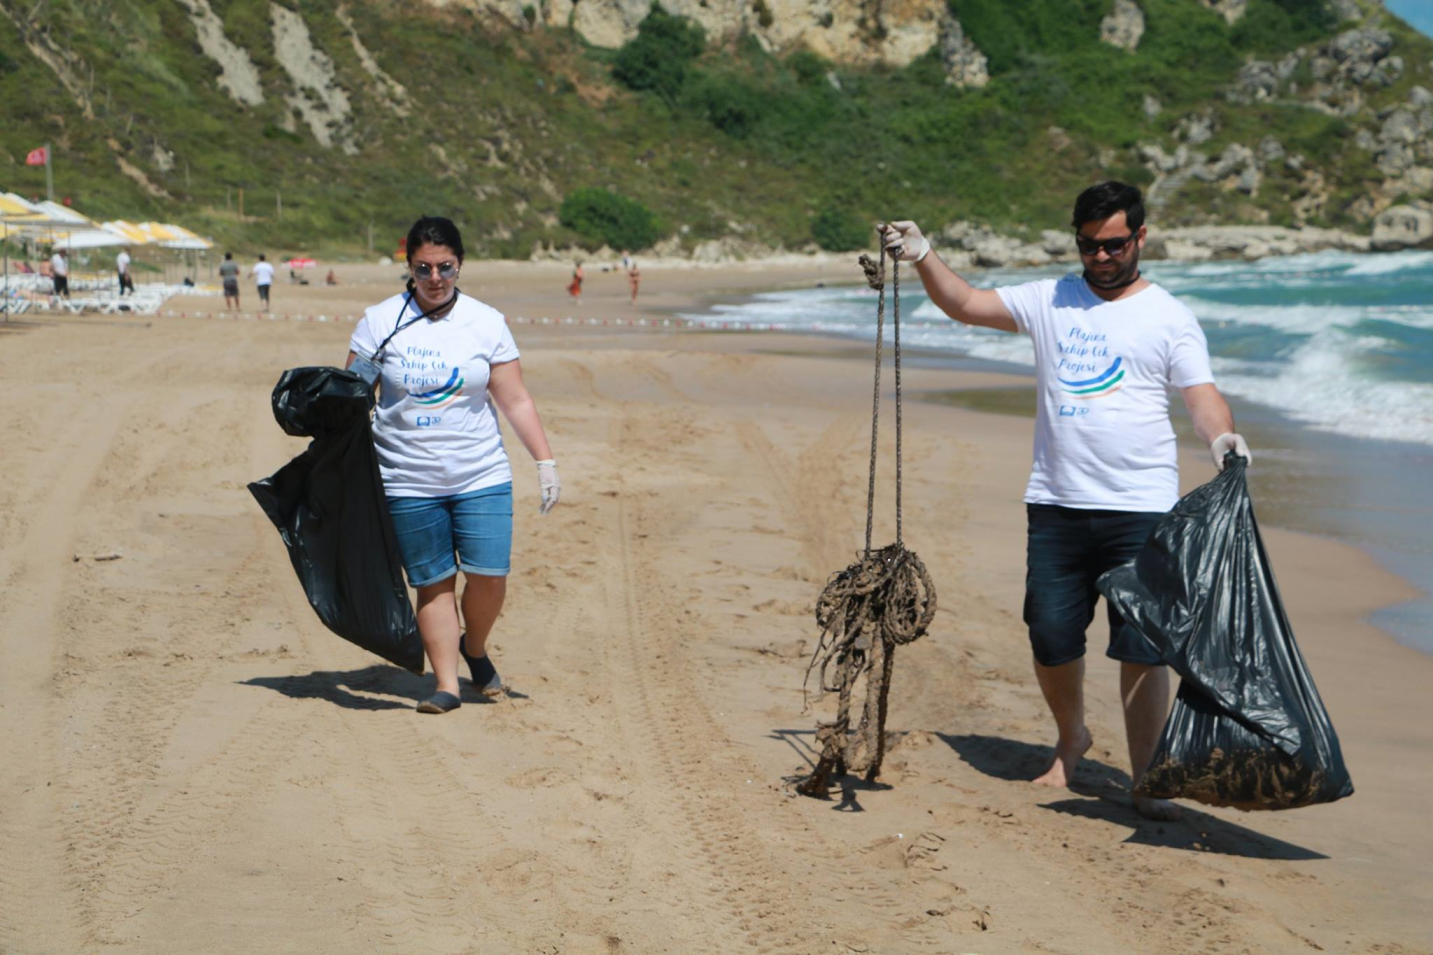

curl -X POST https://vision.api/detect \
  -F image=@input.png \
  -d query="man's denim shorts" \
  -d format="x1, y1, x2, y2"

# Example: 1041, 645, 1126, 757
386, 483, 512, 587
1023, 503, 1165, 667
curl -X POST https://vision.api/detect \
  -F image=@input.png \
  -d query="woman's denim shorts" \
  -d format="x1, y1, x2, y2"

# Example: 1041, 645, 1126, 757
386, 483, 512, 587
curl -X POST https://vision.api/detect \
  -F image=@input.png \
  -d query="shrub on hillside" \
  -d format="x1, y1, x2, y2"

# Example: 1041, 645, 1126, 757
559, 188, 662, 251
686, 73, 766, 138
612, 4, 705, 104
811, 207, 871, 252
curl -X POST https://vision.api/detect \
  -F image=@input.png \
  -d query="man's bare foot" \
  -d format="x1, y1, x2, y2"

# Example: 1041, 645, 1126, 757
1032, 727, 1093, 788
1133, 796, 1182, 822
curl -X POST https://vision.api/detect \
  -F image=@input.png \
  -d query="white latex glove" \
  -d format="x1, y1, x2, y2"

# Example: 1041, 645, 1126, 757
1210, 433, 1252, 471
536, 460, 560, 514
878, 221, 931, 263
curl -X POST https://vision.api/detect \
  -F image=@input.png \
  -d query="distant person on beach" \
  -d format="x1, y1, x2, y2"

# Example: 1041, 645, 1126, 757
346, 215, 560, 715
219, 252, 240, 311
251, 254, 274, 311
628, 261, 641, 305
567, 261, 583, 303
325, 269, 338, 286
116, 248, 134, 296
49, 248, 68, 299
882, 181, 1251, 822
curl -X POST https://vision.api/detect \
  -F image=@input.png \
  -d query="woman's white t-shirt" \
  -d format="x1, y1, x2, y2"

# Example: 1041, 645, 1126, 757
996, 275, 1215, 512
349, 290, 520, 498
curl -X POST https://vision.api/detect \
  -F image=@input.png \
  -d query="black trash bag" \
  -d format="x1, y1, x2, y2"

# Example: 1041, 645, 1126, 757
1097, 456, 1353, 811
248, 366, 425, 675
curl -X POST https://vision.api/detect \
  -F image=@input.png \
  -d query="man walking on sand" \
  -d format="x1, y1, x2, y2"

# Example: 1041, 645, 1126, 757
219, 252, 240, 311
116, 248, 134, 296
251, 253, 274, 312
882, 181, 1251, 821
50, 248, 69, 300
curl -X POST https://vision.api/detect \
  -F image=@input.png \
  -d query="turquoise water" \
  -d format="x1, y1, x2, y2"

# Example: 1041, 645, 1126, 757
682, 251, 1433, 652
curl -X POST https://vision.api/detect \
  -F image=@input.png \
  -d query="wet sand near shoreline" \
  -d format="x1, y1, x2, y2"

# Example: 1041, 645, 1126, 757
1, 263, 1429, 954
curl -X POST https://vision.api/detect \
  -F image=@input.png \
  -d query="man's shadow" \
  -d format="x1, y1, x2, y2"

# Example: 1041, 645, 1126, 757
242, 664, 528, 710
940, 733, 1327, 861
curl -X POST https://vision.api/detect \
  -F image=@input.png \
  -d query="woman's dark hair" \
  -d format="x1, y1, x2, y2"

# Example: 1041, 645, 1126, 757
1071, 181, 1145, 232
405, 216, 465, 264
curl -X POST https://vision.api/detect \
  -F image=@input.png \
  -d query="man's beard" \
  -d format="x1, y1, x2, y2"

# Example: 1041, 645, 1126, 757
1083, 249, 1142, 291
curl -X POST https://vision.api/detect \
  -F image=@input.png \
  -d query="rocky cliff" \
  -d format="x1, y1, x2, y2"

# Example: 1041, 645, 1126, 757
1, 0, 1429, 258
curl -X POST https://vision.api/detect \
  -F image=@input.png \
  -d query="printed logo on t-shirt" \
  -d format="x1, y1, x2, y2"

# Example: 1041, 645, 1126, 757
411, 366, 465, 408
1055, 327, 1123, 400
400, 345, 465, 410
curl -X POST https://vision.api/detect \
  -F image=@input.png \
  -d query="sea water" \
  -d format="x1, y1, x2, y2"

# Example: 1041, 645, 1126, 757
681, 251, 1433, 652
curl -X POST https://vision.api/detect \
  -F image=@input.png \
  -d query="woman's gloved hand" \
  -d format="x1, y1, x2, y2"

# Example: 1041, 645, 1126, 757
878, 221, 931, 263
536, 460, 560, 514
1209, 432, 1252, 471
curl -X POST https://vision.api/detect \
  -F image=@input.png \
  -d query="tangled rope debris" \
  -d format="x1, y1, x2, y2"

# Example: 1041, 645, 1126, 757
797, 249, 938, 798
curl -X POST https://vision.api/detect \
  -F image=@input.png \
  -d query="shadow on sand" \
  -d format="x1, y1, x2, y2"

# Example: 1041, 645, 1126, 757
940, 732, 1327, 861
242, 663, 527, 711
768, 727, 894, 811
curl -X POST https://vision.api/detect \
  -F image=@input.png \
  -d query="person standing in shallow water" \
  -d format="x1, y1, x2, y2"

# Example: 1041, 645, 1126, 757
347, 215, 561, 714
567, 261, 583, 303
881, 181, 1251, 821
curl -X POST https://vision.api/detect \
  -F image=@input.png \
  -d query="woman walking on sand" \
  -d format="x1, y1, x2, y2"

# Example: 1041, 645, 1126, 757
567, 260, 584, 304
346, 215, 561, 714
628, 261, 641, 305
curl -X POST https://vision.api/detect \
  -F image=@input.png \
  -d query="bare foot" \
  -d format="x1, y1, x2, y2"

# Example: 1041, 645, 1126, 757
1032, 727, 1093, 788
1133, 796, 1182, 822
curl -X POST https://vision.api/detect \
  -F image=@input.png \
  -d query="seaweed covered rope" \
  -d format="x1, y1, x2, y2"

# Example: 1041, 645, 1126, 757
797, 250, 938, 798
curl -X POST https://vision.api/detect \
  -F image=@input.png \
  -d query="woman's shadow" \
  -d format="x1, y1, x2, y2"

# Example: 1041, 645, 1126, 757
242, 664, 527, 710
940, 733, 1328, 861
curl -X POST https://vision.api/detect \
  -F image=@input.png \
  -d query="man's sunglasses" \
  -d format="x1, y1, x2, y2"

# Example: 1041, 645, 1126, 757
1074, 233, 1137, 257
412, 261, 458, 280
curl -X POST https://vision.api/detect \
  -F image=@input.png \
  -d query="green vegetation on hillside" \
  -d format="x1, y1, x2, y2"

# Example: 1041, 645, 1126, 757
1, 0, 1427, 258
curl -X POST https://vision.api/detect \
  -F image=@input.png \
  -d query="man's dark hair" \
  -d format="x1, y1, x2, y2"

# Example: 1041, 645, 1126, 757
1072, 181, 1145, 232
224, 252, 232, 260
258, 253, 266, 261
405, 216, 465, 263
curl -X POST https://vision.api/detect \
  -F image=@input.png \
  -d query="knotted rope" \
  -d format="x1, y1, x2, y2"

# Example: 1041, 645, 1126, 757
798, 248, 937, 798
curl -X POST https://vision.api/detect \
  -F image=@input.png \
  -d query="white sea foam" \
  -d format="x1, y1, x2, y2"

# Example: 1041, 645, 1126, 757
680, 252, 1433, 447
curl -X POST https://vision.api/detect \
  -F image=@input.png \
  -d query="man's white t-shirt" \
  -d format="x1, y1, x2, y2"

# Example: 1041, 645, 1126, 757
251, 261, 274, 286
50, 253, 67, 277
349, 291, 520, 498
116, 251, 130, 274
996, 275, 1215, 512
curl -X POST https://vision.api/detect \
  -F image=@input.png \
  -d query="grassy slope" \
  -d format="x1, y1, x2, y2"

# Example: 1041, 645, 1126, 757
0, 0, 1429, 257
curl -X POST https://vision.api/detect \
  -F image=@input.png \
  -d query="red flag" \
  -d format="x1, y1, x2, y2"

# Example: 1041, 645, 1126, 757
25, 146, 48, 166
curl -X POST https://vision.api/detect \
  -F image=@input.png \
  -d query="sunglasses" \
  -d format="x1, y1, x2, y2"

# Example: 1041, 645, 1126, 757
412, 261, 458, 280
1075, 233, 1137, 257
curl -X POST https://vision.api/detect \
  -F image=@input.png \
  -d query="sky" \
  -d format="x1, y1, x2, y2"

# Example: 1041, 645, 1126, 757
1383, 0, 1433, 38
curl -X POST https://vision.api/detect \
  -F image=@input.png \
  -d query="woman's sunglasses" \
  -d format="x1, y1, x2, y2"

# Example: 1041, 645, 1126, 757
412, 261, 458, 280
1075, 233, 1137, 257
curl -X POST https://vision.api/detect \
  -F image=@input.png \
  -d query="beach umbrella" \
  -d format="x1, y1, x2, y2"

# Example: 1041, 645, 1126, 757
0, 193, 61, 318
52, 228, 128, 249
103, 220, 151, 245
33, 199, 95, 227
286, 257, 317, 269
152, 224, 213, 250
134, 222, 214, 282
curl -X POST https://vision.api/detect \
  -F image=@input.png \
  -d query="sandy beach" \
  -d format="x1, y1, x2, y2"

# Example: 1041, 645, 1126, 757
1, 262, 1430, 954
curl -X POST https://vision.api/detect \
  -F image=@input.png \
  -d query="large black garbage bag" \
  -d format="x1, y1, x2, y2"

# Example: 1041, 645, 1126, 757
248, 367, 425, 675
1097, 456, 1352, 811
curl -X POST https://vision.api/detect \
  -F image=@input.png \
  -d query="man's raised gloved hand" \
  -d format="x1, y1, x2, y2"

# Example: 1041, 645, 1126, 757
878, 221, 931, 264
